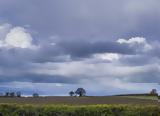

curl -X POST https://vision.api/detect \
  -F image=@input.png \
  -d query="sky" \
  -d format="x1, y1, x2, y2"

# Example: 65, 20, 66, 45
0, 0, 160, 96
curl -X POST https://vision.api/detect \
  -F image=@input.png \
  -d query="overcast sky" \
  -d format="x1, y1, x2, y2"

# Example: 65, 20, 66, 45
0, 0, 160, 96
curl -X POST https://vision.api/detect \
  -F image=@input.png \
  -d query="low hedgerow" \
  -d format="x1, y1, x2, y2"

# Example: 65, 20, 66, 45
0, 104, 159, 116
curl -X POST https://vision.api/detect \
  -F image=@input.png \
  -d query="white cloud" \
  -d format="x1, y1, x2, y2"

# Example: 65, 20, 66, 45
93, 53, 120, 61
30, 60, 154, 81
117, 37, 152, 52
5, 27, 33, 48
0, 24, 37, 49
55, 83, 63, 87
117, 37, 145, 44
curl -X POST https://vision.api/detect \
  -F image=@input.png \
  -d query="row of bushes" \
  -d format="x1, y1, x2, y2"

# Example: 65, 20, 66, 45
0, 104, 159, 116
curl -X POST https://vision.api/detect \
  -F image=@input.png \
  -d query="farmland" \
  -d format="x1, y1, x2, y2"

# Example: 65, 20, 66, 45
0, 96, 159, 115
0, 96, 158, 105
0, 104, 159, 116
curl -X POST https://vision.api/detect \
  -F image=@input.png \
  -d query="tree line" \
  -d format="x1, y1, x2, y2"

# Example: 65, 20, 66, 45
0, 88, 86, 97
1, 92, 39, 97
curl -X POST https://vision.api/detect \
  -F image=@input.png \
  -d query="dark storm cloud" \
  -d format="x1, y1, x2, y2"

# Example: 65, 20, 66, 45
58, 40, 135, 58
0, 40, 135, 66
0, 73, 78, 83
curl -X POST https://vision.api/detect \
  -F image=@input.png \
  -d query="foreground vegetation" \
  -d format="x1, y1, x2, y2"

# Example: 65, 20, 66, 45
0, 104, 160, 116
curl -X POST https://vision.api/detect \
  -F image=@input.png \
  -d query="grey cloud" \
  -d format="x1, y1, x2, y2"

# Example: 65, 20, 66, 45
0, 0, 160, 40
58, 40, 135, 58
0, 73, 79, 84
118, 55, 156, 66
0, 40, 135, 65
0, 0, 160, 95
125, 67, 160, 83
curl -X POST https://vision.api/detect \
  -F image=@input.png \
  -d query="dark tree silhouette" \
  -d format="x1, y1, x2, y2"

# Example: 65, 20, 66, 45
150, 89, 157, 95
5, 92, 10, 97
75, 88, 86, 97
69, 91, 74, 96
10, 92, 15, 97
16, 91, 21, 97
33, 93, 39, 97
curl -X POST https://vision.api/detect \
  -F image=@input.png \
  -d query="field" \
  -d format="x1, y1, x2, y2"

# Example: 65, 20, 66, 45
0, 96, 159, 115
0, 104, 160, 116
0, 96, 158, 105
121, 95, 158, 100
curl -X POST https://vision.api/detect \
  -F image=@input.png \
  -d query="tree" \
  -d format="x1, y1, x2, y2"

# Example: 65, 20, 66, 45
5, 92, 9, 97
10, 92, 15, 97
69, 91, 74, 96
150, 89, 158, 96
16, 91, 21, 97
75, 88, 86, 97
33, 93, 39, 97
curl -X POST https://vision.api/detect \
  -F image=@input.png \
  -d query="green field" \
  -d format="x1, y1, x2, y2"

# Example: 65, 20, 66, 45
0, 104, 159, 116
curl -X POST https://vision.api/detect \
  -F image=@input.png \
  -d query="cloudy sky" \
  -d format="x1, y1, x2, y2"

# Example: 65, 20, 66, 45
0, 0, 160, 96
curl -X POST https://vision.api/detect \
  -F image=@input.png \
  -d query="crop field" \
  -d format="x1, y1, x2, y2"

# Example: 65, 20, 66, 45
0, 96, 158, 105
0, 103, 159, 116
0, 96, 159, 115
